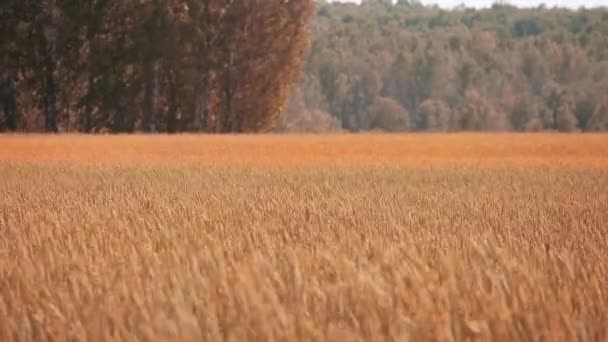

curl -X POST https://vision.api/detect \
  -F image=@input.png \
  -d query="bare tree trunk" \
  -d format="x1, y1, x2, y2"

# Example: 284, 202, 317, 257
142, 0, 162, 133
44, 63, 58, 132
1, 78, 18, 131
0, 80, 5, 131
43, 0, 58, 133
222, 51, 234, 132
82, 3, 96, 133
198, 70, 209, 131
199, 0, 211, 132
83, 73, 94, 133
143, 60, 158, 133
167, 69, 178, 133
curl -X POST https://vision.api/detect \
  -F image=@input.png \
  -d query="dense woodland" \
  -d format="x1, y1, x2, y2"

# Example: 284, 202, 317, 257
2, 1, 608, 133
282, 1, 608, 133
0, 0, 313, 133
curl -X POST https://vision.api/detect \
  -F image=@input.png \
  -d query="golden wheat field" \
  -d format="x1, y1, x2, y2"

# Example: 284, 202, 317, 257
1, 134, 608, 342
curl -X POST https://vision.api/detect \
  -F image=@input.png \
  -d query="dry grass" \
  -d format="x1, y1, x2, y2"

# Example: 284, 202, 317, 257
1, 134, 607, 341
1, 133, 607, 168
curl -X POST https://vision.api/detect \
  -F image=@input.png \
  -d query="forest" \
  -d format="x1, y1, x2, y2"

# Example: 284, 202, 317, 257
0, 0, 313, 133
2, 1, 608, 133
283, 1, 608, 133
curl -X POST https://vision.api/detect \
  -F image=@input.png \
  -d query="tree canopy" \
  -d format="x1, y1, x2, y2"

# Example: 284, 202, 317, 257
281, 1, 608, 133
0, 0, 314, 133
3, 1, 608, 133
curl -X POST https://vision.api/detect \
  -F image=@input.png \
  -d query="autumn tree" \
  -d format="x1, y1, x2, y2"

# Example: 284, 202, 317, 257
587, 96, 608, 131
555, 102, 578, 132
1, 0, 314, 133
0, 4, 20, 131
368, 97, 410, 132
212, 0, 314, 133
418, 99, 451, 132
457, 90, 505, 131
5, 1, 608, 133
285, 2, 608, 133
510, 95, 539, 132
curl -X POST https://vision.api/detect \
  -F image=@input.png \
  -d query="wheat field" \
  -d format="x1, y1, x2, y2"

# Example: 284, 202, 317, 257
1, 134, 607, 341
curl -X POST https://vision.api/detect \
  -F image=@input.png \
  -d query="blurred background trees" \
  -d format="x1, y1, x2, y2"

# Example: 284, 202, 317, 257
281, 1, 608, 133
0, 0, 314, 133
2, 1, 608, 133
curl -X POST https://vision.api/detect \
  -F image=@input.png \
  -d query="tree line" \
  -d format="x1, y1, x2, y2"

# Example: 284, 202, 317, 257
281, 1, 608, 132
0, 0, 313, 133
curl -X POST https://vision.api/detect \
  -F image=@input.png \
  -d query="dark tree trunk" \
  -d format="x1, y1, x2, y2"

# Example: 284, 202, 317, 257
82, 0, 111, 133
2, 78, 18, 131
83, 73, 94, 133
222, 51, 234, 132
198, 71, 209, 131
43, 66, 58, 132
82, 5, 96, 133
197, 0, 211, 132
43, 0, 58, 133
113, 108, 126, 133
143, 60, 158, 133
167, 70, 178, 133
43, 43, 58, 132
112, 88, 135, 133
